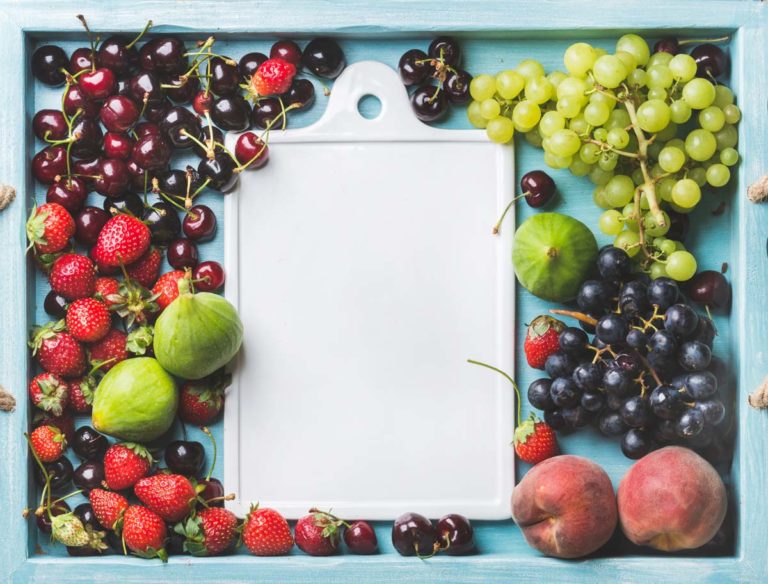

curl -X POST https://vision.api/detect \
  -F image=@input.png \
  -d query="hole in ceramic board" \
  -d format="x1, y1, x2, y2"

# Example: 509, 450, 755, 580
357, 94, 382, 119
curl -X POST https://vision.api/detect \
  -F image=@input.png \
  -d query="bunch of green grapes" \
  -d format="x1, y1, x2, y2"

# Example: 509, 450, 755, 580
467, 34, 740, 282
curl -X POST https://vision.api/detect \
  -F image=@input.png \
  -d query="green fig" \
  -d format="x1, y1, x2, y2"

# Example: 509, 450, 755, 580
92, 357, 177, 442
153, 274, 243, 380
512, 212, 598, 302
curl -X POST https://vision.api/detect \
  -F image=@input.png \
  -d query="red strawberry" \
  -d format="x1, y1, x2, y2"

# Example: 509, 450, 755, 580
68, 376, 96, 414
178, 372, 230, 425
28, 372, 69, 416
134, 474, 196, 523
26, 203, 75, 254
174, 507, 238, 556
250, 58, 296, 96
122, 505, 168, 561
33, 409, 75, 442
30, 321, 86, 378
66, 298, 111, 342
126, 247, 162, 288
93, 215, 151, 267
152, 270, 185, 311
524, 315, 565, 370
88, 329, 128, 371
94, 276, 120, 307
294, 510, 341, 556
513, 413, 558, 464
49, 253, 97, 300
102, 443, 153, 490
29, 425, 67, 462
242, 505, 294, 556
89, 488, 129, 531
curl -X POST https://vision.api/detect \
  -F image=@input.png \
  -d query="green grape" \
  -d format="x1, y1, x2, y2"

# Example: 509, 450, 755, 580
603, 174, 635, 207
512, 100, 542, 131
593, 127, 609, 141
480, 98, 501, 120
627, 68, 647, 88
723, 104, 741, 124
564, 42, 597, 77
656, 123, 678, 143
616, 34, 650, 66
615, 51, 638, 73
598, 150, 619, 171
666, 138, 686, 151
670, 100, 692, 124
593, 186, 611, 209
720, 147, 739, 166
539, 111, 566, 137
607, 127, 630, 148
590, 166, 614, 186
525, 76, 554, 104
525, 129, 544, 148
706, 163, 730, 187
569, 157, 592, 177
594, 47, 608, 58
636, 99, 671, 133
580, 142, 601, 164
592, 55, 628, 88
590, 90, 617, 111
650, 163, 665, 178
544, 151, 572, 169
557, 76, 587, 100
647, 51, 673, 67
547, 70, 568, 89
647, 65, 673, 89
605, 108, 631, 130
615, 230, 641, 257
668, 53, 697, 82
682, 78, 716, 109
688, 167, 707, 187
557, 96, 583, 118
549, 128, 582, 157
622, 203, 640, 231
643, 210, 670, 237
714, 124, 738, 149
467, 101, 488, 129
674, 241, 687, 251
647, 141, 663, 160
639, 192, 651, 210
470, 74, 497, 101
666, 250, 697, 281
685, 128, 717, 161
671, 178, 701, 208
486, 116, 515, 143
495, 70, 525, 99
714, 85, 734, 108
599, 209, 624, 235
584, 102, 610, 126
650, 261, 668, 280
657, 177, 676, 202
658, 146, 686, 173
699, 106, 725, 132
659, 239, 677, 255
646, 87, 668, 102
569, 115, 590, 136
517, 59, 546, 81
631, 168, 644, 185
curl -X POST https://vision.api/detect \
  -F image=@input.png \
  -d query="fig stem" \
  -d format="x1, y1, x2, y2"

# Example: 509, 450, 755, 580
467, 359, 522, 428
549, 309, 598, 326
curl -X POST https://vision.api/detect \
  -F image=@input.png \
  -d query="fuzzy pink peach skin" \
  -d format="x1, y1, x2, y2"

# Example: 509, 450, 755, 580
617, 446, 726, 552
511, 455, 617, 559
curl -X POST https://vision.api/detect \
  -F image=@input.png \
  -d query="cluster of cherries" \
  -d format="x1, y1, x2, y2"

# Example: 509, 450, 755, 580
398, 37, 472, 122
392, 512, 475, 557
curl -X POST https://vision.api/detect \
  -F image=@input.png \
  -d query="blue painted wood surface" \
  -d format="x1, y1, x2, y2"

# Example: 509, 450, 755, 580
1, 1, 767, 582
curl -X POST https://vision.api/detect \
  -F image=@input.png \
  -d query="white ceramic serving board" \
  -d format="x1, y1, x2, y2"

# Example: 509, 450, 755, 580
224, 61, 515, 520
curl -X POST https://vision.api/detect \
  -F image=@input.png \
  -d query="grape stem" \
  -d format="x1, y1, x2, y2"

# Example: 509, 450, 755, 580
585, 138, 638, 159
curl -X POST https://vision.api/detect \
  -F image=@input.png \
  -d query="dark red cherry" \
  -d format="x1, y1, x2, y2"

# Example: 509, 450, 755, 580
436, 514, 475, 555
74, 503, 102, 531
75, 206, 110, 246
192, 125, 225, 159
167, 238, 199, 269
134, 121, 161, 139
144, 98, 172, 123
521, 170, 556, 208
210, 57, 241, 96
73, 460, 106, 492
164, 74, 200, 104
157, 167, 202, 198
70, 118, 104, 159
234, 132, 269, 169
132, 133, 172, 171
31, 45, 69, 86
104, 192, 144, 217
691, 43, 728, 79
36, 501, 70, 534
33, 109, 68, 141
251, 97, 283, 130
100, 95, 140, 132
410, 85, 448, 122
33, 457, 74, 492
159, 105, 202, 149
32, 146, 68, 184
193, 261, 225, 292
46, 177, 88, 213
688, 270, 731, 309
428, 37, 462, 66
63, 85, 99, 118
78, 68, 117, 100
654, 38, 680, 55
128, 71, 165, 105
344, 521, 379, 555
398, 49, 433, 86
183, 205, 217, 241
44, 290, 68, 318
142, 202, 181, 246
193, 90, 214, 115
165, 440, 205, 476
210, 95, 251, 132
443, 69, 472, 105
139, 37, 187, 74
198, 152, 238, 192
72, 426, 109, 460
302, 38, 345, 79
103, 132, 134, 160
391, 513, 436, 557
285, 79, 315, 110
126, 159, 149, 192
69, 47, 94, 74
270, 40, 302, 66
97, 35, 138, 75
239, 52, 269, 82
198, 477, 225, 507
72, 156, 103, 192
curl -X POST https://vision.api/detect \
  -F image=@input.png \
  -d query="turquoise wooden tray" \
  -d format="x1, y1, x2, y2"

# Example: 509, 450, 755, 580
2, 1, 767, 582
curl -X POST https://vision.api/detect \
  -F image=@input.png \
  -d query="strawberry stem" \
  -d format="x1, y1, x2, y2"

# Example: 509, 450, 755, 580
467, 360, 522, 428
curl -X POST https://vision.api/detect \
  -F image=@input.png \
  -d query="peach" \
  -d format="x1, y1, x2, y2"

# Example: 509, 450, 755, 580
511, 455, 617, 558
618, 446, 727, 552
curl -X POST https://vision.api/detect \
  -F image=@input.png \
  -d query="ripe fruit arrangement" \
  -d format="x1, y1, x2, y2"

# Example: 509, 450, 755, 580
468, 35, 740, 279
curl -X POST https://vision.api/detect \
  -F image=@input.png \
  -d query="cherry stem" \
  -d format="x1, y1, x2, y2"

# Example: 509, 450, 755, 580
549, 308, 598, 326
75, 15, 95, 69
202, 426, 217, 482
492, 194, 527, 235
467, 359, 522, 428
205, 493, 235, 504
126, 20, 153, 50
24, 433, 52, 513
678, 35, 729, 46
